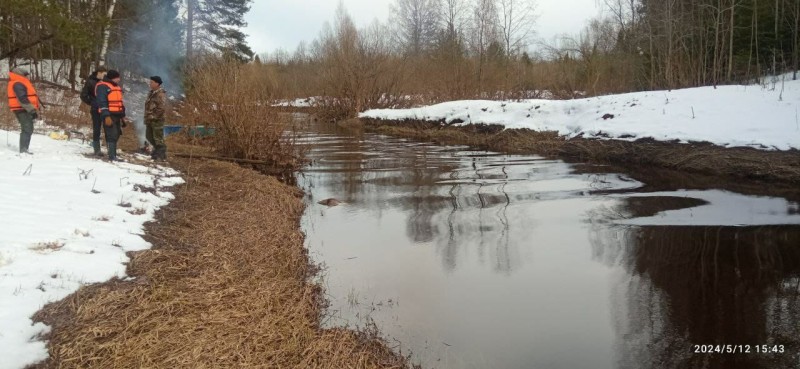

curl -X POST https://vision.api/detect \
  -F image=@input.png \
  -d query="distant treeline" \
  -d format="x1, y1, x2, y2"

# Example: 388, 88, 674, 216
258, 0, 800, 120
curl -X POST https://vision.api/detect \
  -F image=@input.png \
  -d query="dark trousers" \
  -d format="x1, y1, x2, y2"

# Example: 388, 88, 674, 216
91, 109, 103, 143
103, 115, 123, 161
15, 110, 34, 153
103, 116, 123, 144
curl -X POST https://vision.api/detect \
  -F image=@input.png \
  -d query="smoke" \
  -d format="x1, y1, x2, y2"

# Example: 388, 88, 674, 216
109, 0, 184, 95
108, 0, 185, 147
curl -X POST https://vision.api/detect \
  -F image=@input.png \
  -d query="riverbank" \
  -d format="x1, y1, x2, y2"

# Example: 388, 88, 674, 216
356, 118, 800, 187
355, 77, 800, 186
30, 140, 412, 368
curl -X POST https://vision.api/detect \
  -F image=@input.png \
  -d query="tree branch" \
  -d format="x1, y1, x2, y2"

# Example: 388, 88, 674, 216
0, 34, 56, 60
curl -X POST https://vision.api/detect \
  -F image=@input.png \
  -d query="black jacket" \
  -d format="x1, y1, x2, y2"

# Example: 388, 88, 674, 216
80, 75, 101, 108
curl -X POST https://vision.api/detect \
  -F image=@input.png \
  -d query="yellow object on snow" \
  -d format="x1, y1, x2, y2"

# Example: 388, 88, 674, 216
49, 131, 69, 140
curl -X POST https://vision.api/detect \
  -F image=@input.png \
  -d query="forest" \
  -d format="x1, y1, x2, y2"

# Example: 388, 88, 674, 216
1, 0, 798, 119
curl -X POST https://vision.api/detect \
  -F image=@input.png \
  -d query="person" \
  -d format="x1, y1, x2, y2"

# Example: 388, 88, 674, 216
6, 67, 40, 154
80, 66, 108, 156
144, 76, 167, 160
95, 69, 127, 161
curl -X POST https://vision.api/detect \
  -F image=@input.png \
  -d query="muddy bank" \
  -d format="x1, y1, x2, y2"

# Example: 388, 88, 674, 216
31, 154, 412, 368
358, 118, 800, 186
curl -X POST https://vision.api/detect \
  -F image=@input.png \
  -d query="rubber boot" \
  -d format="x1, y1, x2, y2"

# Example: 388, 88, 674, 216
107, 142, 117, 162
92, 140, 102, 156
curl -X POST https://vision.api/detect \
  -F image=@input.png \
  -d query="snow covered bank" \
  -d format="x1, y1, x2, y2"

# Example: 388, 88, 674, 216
361, 78, 800, 151
0, 130, 183, 369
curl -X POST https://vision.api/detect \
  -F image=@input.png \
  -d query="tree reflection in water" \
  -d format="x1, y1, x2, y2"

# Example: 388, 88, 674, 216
591, 198, 800, 369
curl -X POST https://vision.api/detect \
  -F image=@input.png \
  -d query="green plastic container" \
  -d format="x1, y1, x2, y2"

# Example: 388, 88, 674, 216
188, 126, 216, 137
162, 125, 216, 137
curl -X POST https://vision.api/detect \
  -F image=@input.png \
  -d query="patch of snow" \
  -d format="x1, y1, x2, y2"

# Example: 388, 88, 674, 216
1, 59, 78, 88
0, 129, 183, 369
273, 97, 318, 108
614, 190, 800, 226
360, 79, 800, 151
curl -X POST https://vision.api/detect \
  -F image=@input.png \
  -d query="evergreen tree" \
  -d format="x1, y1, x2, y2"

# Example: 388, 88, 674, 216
187, 0, 254, 61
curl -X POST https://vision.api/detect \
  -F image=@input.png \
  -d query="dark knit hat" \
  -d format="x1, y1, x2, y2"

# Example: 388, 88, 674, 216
150, 76, 163, 85
106, 70, 121, 79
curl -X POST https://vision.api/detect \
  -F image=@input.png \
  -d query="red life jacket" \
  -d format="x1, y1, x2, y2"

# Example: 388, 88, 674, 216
95, 81, 125, 113
7, 72, 40, 112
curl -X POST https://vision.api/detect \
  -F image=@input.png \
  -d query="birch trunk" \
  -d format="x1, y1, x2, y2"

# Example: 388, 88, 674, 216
98, 0, 118, 66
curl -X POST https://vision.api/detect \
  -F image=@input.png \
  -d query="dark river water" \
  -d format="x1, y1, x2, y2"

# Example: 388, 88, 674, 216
296, 116, 800, 369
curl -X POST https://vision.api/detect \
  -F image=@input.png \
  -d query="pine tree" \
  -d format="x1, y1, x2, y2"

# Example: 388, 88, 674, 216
186, 0, 254, 61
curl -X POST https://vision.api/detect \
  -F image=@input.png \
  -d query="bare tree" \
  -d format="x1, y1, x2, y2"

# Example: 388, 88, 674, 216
469, 0, 500, 92
187, 0, 195, 60
440, 0, 467, 39
792, 0, 799, 79
391, 0, 442, 55
496, 0, 537, 58
599, 0, 641, 53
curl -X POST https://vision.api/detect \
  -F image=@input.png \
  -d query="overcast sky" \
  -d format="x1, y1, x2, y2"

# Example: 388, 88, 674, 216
244, 0, 602, 55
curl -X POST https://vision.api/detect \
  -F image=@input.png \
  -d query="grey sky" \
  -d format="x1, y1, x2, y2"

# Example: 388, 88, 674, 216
244, 0, 602, 55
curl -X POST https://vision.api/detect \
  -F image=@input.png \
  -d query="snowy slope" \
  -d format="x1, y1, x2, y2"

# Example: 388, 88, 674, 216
361, 77, 800, 151
0, 130, 183, 369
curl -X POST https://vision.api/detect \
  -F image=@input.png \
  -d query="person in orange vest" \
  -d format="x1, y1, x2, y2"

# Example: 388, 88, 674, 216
6, 67, 40, 154
95, 69, 128, 161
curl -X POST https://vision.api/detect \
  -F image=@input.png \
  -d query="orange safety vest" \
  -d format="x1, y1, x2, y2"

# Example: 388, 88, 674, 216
7, 72, 40, 112
95, 81, 125, 114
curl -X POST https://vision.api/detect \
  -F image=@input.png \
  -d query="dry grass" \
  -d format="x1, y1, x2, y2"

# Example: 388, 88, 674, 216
183, 59, 306, 173
32, 155, 413, 369
361, 118, 800, 186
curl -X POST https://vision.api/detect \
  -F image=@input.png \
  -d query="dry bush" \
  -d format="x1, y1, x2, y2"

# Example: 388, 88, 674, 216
312, 11, 409, 121
184, 58, 305, 170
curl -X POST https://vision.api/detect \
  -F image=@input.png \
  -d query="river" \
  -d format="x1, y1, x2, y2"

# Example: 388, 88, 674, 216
296, 116, 800, 369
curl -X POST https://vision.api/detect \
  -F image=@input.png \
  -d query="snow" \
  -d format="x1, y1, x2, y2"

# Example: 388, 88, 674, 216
273, 97, 317, 108
614, 190, 800, 226
0, 130, 183, 369
2, 59, 77, 88
360, 77, 800, 151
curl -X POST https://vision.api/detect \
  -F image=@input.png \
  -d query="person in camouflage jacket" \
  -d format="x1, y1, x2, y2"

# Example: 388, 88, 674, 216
145, 76, 167, 160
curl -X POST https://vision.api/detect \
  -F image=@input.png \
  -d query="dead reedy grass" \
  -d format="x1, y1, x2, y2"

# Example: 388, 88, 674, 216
32, 157, 413, 369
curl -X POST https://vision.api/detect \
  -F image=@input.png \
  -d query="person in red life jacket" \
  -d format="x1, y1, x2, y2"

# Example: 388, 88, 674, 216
95, 69, 128, 161
6, 67, 40, 154
80, 66, 108, 156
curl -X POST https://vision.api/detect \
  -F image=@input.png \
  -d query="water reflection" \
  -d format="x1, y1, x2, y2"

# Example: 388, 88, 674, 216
296, 116, 800, 369
591, 199, 800, 369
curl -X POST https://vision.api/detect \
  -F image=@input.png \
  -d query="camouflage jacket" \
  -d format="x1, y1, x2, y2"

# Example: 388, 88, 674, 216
144, 87, 167, 123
